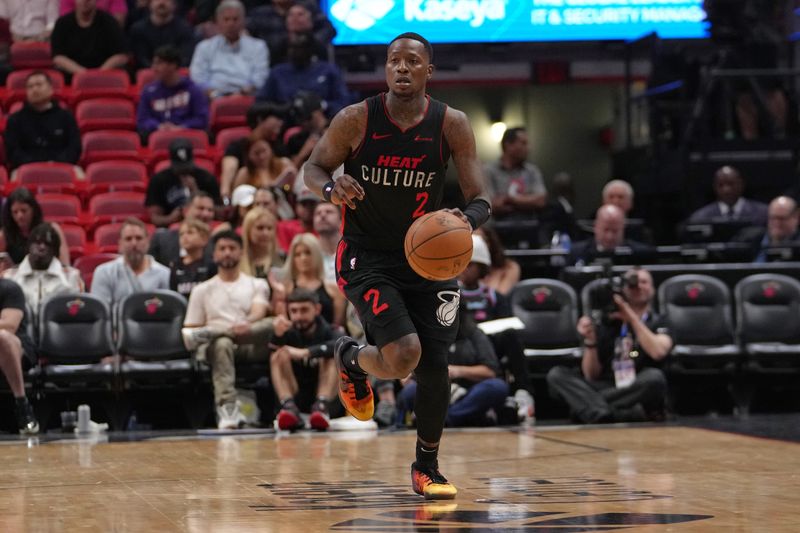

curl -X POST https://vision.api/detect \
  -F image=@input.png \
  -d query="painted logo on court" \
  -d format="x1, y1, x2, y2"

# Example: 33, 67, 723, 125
330, 0, 395, 31
435, 290, 460, 327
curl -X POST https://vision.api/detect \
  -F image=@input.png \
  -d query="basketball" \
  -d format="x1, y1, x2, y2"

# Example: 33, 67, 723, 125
404, 210, 473, 281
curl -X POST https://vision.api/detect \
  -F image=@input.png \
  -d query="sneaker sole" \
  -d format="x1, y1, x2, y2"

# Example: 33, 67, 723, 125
334, 338, 374, 421
309, 411, 329, 431
277, 410, 303, 431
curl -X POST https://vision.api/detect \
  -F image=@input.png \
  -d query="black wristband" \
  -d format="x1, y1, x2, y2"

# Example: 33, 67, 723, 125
322, 181, 335, 202
463, 198, 491, 230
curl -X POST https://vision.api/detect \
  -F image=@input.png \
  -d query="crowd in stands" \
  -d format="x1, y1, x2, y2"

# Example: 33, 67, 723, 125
0, 1, 794, 435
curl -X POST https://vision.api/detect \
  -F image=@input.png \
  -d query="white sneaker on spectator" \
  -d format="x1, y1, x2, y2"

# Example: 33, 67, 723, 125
449, 384, 468, 405
217, 401, 244, 430
514, 389, 535, 424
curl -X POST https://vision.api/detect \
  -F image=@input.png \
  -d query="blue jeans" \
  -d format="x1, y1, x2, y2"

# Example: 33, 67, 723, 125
396, 378, 509, 427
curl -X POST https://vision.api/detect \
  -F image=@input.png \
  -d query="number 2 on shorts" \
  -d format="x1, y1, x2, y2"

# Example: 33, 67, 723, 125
364, 288, 389, 316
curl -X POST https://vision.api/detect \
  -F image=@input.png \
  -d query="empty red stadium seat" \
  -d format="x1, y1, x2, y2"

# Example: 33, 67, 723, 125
147, 128, 209, 155
37, 193, 84, 226
71, 69, 131, 105
215, 126, 250, 153
10, 42, 52, 70
12, 162, 80, 195
60, 224, 89, 260
209, 95, 254, 134
75, 98, 136, 133
85, 160, 148, 196
0, 166, 7, 189
74, 253, 118, 291
88, 192, 148, 231
81, 130, 142, 166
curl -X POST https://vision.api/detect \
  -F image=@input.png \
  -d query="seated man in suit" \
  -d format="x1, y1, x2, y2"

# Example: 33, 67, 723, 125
569, 204, 652, 267
688, 165, 768, 226
734, 196, 800, 263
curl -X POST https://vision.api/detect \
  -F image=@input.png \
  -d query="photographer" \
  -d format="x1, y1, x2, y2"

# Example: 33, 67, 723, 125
546, 267, 672, 423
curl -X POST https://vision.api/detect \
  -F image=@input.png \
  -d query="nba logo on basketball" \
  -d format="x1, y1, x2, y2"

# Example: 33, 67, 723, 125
436, 290, 460, 327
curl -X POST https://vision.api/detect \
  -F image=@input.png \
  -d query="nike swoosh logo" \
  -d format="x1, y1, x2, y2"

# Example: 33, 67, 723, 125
414, 135, 433, 142
372, 132, 391, 140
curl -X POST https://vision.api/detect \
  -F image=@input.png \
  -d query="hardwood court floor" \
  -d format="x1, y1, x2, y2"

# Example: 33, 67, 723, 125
0, 424, 799, 532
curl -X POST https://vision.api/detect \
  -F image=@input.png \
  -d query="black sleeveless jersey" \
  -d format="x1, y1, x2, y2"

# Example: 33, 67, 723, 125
343, 93, 451, 250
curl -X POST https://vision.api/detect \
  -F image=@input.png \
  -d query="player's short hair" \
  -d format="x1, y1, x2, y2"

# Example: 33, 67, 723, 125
287, 287, 320, 306
389, 32, 433, 62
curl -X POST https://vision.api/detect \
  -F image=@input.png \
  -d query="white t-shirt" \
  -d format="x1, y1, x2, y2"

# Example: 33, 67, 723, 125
184, 273, 269, 331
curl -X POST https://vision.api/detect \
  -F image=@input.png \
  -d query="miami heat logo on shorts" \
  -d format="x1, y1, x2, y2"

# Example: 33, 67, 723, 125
436, 290, 460, 327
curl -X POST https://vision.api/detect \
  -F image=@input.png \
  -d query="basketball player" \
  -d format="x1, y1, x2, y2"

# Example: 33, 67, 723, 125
303, 33, 490, 499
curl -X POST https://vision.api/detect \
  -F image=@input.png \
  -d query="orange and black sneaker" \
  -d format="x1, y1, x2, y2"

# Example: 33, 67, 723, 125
334, 336, 374, 421
411, 462, 458, 500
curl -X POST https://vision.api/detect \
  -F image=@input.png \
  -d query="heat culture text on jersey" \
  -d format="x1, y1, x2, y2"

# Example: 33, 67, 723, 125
361, 154, 435, 189
343, 93, 451, 250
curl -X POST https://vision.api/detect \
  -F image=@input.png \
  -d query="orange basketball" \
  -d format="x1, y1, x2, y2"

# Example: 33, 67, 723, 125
404, 210, 473, 281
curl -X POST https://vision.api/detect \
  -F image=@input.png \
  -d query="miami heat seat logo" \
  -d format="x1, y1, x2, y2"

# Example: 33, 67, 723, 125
436, 291, 460, 327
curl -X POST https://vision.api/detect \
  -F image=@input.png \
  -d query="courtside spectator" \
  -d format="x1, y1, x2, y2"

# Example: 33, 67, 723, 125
190, 0, 268, 98
145, 139, 222, 227
60, 0, 126, 26
182, 230, 273, 429
240, 207, 286, 316
735, 195, 800, 263
4, 70, 81, 170
129, 0, 194, 69
220, 102, 287, 202
0, 1, 58, 42
0, 188, 70, 266
271, 287, 341, 431
170, 218, 215, 298
137, 45, 209, 139
569, 204, 652, 267
3, 223, 83, 315
0, 278, 39, 434
312, 201, 339, 283
687, 165, 768, 225
397, 303, 509, 428
458, 235, 535, 423
473, 226, 520, 296
51, 0, 128, 77
149, 191, 217, 267
91, 218, 170, 307
547, 267, 671, 423
485, 127, 547, 220
257, 32, 349, 118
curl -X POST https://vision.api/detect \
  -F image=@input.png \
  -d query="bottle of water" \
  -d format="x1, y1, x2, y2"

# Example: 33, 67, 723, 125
550, 231, 570, 267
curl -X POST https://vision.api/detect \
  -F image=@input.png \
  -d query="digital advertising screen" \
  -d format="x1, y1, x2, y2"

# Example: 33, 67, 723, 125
323, 0, 709, 46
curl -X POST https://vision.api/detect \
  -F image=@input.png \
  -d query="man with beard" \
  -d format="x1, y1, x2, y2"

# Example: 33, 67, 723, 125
3, 223, 83, 317
90, 218, 170, 307
182, 230, 272, 429
270, 287, 342, 431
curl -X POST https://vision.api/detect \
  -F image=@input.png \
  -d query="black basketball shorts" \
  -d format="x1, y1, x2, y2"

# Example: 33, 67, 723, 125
335, 240, 460, 351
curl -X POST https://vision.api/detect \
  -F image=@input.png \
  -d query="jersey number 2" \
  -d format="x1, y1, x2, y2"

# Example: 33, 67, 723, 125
364, 289, 389, 316
412, 192, 429, 218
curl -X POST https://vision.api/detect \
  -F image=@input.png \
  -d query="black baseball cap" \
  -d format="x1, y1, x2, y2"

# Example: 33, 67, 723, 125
169, 138, 194, 173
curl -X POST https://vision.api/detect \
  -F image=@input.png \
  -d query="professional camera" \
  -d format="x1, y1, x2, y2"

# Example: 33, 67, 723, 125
588, 263, 639, 325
